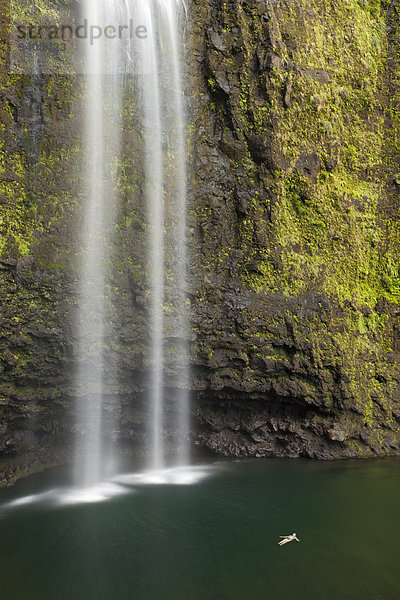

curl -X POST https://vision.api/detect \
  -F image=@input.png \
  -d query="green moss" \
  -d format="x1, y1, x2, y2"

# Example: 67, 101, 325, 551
205, 0, 400, 310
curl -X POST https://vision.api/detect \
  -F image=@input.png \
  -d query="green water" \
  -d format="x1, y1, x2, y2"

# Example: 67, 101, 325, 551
0, 458, 399, 600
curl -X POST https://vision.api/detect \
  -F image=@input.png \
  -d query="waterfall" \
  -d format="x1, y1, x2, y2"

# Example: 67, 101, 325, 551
74, 0, 106, 487
75, 0, 189, 486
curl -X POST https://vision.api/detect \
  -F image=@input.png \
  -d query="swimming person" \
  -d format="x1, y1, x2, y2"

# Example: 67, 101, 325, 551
278, 533, 300, 546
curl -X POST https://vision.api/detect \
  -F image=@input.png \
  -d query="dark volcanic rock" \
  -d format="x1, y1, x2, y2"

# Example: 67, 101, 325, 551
295, 153, 321, 183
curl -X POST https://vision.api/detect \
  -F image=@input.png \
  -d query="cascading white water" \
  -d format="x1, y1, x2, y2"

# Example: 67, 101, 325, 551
166, 1, 190, 468
75, 0, 106, 487
75, 0, 189, 485
136, 0, 189, 470
134, 0, 165, 471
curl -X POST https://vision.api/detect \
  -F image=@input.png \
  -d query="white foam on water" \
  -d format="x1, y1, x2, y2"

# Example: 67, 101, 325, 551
0, 464, 213, 513
6, 490, 57, 508
55, 482, 129, 505
112, 464, 213, 486
1, 482, 129, 512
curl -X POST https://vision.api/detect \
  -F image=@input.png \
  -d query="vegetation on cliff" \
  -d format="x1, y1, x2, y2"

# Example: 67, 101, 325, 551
191, 0, 400, 457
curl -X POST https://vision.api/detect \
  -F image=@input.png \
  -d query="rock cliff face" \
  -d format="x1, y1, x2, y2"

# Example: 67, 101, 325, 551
1, 0, 400, 481
187, 0, 400, 459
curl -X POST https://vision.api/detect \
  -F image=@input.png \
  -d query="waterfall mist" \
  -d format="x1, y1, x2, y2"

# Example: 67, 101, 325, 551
74, 0, 189, 486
